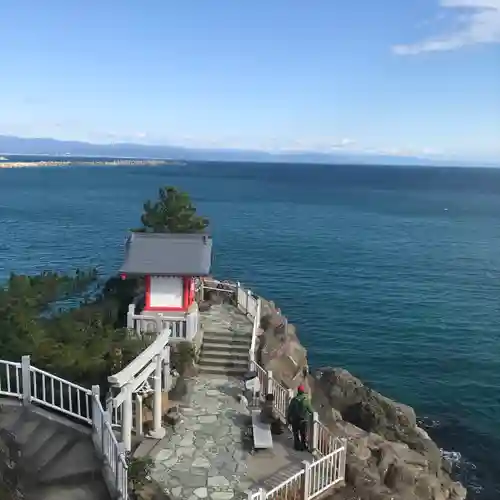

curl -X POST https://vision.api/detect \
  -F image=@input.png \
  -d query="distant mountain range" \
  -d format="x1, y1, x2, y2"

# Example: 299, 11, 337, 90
0, 135, 497, 167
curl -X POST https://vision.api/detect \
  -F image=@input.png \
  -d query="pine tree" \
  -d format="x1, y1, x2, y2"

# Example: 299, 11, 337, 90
137, 186, 209, 233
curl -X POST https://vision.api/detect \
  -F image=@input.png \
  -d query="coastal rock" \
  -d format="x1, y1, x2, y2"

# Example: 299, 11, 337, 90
312, 368, 442, 474
256, 299, 309, 390
253, 299, 466, 500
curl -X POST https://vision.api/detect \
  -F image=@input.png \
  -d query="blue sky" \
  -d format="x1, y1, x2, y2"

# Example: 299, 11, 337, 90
1, 0, 499, 161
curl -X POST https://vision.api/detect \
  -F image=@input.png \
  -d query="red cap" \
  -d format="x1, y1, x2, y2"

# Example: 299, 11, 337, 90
297, 385, 305, 393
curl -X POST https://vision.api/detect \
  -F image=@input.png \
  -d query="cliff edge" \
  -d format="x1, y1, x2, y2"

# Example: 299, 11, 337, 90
254, 296, 467, 500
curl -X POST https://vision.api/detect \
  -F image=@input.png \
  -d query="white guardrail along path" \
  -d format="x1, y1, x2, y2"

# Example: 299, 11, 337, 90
0, 356, 128, 500
200, 278, 348, 500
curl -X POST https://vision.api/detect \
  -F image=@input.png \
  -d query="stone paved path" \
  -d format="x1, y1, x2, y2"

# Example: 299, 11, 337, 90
151, 375, 254, 500
200, 303, 254, 338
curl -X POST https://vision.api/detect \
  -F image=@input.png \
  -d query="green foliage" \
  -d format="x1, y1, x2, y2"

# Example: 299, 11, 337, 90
126, 454, 154, 490
0, 270, 145, 389
135, 186, 209, 233
171, 341, 196, 375
0, 186, 206, 392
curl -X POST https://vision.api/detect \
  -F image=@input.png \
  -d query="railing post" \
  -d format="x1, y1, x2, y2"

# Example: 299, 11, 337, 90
246, 289, 251, 314
302, 460, 311, 500
236, 281, 241, 308
311, 412, 319, 453
102, 409, 111, 455
148, 353, 166, 439
121, 384, 133, 452
250, 488, 265, 500
266, 370, 273, 396
21, 355, 31, 405
135, 394, 143, 437
116, 442, 126, 493
155, 316, 162, 334
91, 385, 100, 429
163, 345, 171, 392
340, 438, 348, 481
126, 304, 135, 329
248, 349, 255, 372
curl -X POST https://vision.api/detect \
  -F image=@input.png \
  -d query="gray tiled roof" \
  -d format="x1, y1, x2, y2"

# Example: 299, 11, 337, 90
119, 232, 212, 276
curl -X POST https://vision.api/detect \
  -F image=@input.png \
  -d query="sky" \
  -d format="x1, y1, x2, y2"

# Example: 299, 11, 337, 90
0, 0, 499, 162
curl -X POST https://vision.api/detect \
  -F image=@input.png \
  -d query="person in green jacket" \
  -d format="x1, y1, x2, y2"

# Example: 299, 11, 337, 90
286, 385, 313, 451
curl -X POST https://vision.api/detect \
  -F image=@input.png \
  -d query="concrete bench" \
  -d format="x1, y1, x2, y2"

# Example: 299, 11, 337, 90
251, 410, 273, 451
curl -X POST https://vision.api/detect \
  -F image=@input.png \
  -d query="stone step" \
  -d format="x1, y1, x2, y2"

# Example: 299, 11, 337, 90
40, 439, 101, 484
0, 403, 110, 499
23, 420, 59, 460
202, 332, 252, 346
0, 404, 23, 430
198, 357, 248, 368
30, 431, 78, 473
26, 478, 110, 500
201, 340, 250, 353
198, 365, 248, 376
13, 416, 42, 445
200, 348, 248, 361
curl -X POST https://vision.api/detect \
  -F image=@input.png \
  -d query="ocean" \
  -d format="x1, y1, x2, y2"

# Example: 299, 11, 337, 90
0, 161, 499, 499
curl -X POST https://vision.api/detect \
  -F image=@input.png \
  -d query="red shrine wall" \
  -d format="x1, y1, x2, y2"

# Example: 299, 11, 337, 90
144, 276, 194, 312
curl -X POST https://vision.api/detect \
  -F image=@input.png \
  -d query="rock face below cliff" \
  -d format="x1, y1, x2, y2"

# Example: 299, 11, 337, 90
255, 298, 467, 500
311, 368, 466, 500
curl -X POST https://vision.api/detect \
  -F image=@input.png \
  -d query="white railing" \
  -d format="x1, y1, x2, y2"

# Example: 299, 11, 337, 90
127, 304, 201, 342
232, 281, 347, 500
29, 365, 93, 424
253, 362, 268, 397
248, 298, 262, 371
266, 468, 305, 500
307, 446, 345, 499
0, 359, 22, 397
0, 357, 128, 500
268, 377, 292, 422
91, 388, 128, 499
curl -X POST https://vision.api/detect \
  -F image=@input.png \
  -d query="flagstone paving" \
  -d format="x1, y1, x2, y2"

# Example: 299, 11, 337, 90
151, 375, 254, 500
149, 303, 312, 500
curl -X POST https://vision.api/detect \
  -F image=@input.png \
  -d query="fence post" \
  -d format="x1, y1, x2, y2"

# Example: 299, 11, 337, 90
135, 394, 143, 437
266, 370, 273, 396
236, 281, 241, 308
116, 441, 126, 493
302, 460, 311, 500
126, 304, 135, 329
246, 289, 252, 314
21, 355, 31, 405
102, 409, 111, 456
91, 385, 100, 424
121, 383, 133, 452
163, 345, 171, 392
311, 412, 319, 453
148, 354, 166, 440
340, 438, 348, 481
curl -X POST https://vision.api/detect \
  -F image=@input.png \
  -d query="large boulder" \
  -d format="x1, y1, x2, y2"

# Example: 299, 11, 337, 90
256, 299, 309, 391
312, 368, 442, 473
248, 296, 466, 500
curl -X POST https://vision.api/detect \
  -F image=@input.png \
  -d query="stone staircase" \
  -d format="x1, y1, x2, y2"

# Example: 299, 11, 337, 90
198, 329, 251, 376
0, 403, 110, 500
198, 303, 253, 377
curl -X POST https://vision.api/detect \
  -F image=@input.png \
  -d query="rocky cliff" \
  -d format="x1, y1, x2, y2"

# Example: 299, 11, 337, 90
255, 297, 467, 500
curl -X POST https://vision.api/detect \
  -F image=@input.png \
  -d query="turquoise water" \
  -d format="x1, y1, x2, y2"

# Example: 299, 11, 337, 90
0, 162, 499, 499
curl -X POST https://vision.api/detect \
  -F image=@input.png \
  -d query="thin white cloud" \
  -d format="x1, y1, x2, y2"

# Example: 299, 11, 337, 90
392, 0, 500, 54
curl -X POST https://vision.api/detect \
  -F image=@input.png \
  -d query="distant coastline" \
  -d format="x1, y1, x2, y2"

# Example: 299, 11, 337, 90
0, 158, 185, 169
